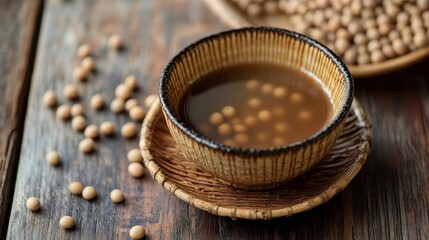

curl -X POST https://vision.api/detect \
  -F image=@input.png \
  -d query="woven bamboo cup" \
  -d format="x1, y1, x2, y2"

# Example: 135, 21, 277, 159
159, 27, 354, 190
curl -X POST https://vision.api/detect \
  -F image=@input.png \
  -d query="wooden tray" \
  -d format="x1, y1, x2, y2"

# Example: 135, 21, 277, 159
140, 98, 372, 220
203, 0, 429, 78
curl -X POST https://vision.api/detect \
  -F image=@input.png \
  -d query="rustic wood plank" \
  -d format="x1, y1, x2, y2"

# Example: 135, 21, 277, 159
0, 0, 44, 237
354, 62, 429, 240
5, 0, 429, 239
6, 0, 225, 239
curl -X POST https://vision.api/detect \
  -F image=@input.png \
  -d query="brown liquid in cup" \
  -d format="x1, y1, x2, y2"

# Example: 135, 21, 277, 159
180, 63, 333, 149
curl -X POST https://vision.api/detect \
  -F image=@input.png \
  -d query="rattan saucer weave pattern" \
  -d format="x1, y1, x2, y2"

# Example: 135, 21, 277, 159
140, 99, 371, 220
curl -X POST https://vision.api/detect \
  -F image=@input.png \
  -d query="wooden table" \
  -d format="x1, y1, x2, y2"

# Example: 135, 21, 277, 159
1, 0, 429, 239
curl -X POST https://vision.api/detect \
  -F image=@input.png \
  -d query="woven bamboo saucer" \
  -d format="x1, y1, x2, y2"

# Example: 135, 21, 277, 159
140, 98, 372, 220
203, 0, 429, 78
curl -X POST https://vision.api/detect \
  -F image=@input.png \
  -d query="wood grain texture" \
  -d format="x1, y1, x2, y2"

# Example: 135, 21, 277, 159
0, 0, 43, 237
6, 0, 223, 239
353, 62, 429, 240
4, 0, 429, 239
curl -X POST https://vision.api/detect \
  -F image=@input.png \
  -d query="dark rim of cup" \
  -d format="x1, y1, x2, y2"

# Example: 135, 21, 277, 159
159, 26, 354, 156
